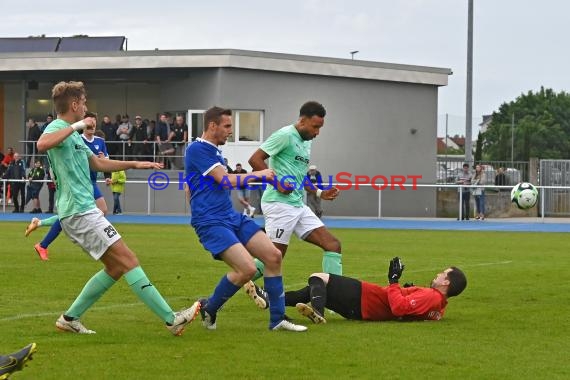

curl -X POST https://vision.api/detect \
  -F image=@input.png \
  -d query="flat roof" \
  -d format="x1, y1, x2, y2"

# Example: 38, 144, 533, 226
0, 36, 125, 52
0, 48, 451, 86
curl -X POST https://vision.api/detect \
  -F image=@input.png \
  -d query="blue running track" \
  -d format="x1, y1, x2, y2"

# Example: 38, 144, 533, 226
3, 213, 570, 233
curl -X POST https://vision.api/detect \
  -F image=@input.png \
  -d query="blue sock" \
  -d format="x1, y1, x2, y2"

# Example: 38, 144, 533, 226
40, 219, 62, 249
206, 275, 241, 315
264, 276, 285, 327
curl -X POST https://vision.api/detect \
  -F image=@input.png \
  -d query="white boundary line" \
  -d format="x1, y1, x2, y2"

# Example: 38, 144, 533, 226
0, 296, 192, 322
1, 260, 512, 322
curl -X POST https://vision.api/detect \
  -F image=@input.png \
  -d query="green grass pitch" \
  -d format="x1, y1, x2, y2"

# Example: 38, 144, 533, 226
1, 222, 569, 379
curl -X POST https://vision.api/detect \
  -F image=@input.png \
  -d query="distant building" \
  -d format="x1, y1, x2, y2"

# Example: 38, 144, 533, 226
479, 114, 493, 134
449, 135, 466, 150
437, 136, 460, 154
0, 36, 452, 217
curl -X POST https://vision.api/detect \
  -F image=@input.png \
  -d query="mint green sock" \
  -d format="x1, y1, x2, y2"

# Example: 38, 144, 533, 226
65, 270, 116, 319
124, 266, 174, 324
322, 251, 342, 275
252, 258, 265, 281
40, 215, 59, 227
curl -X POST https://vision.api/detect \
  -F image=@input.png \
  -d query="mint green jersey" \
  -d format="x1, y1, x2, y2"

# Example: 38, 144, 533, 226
260, 124, 311, 207
44, 119, 95, 218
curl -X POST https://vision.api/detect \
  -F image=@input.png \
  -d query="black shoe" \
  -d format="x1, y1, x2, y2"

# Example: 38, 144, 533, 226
198, 298, 217, 330
47, 210, 54, 214
0, 343, 37, 379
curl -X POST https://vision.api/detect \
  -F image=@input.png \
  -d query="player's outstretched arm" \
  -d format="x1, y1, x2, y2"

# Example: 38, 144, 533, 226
133, 161, 164, 170
207, 165, 275, 187
89, 156, 163, 172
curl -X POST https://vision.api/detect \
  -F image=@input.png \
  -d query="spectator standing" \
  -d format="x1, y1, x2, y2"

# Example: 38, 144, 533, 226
456, 163, 472, 220
25, 159, 45, 213
145, 120, 156, 160
169, 114, 188, 169
26, 118, 42, 167
224, 158, 233, 173
40, 115, 54, 171
116, 114, 132, 159
155, 113, 174, 168
40, 114, 54, 133
155, 113, 170, 144
1, 147, 14, 176
100, 115, 118, 158
306, 164, 324, 218
1, 147, 15, 204
110, 170, 126, 215
495, 167, 507, 191
4, 152, 26, 213
46, 172, 56, 213
234, 163, 256, 217
472, 164, 486, 220
129, 116, 148, 160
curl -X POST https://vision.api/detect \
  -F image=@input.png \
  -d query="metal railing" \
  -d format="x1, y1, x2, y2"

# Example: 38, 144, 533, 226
2, 178, 566, 221
19, 140, 189, 170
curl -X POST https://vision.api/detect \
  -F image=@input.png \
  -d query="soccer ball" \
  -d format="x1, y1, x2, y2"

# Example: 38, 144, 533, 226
510, 182, 539, 210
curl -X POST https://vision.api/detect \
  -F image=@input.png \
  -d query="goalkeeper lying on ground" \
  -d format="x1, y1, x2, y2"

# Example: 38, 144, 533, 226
284, 257, 467, 324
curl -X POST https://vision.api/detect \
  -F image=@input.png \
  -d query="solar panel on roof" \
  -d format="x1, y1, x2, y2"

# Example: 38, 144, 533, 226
58, 37, 125, 52
0, 38, 60, 52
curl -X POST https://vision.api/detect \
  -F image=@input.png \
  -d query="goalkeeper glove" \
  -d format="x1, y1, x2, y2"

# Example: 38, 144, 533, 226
388, 256, 405, 284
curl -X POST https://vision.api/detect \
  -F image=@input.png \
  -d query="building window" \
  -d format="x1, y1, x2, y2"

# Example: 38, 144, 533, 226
188, 109, 263, 143
228, 110, 263, 143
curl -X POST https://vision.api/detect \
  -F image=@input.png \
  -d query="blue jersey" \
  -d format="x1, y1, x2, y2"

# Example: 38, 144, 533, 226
81, 134, 108, 182
185, 138, 233, 225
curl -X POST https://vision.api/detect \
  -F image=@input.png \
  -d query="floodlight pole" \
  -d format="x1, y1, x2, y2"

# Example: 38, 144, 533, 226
511, 113, 515, 167
445, 113, 449, 162
465, 0, 474, 164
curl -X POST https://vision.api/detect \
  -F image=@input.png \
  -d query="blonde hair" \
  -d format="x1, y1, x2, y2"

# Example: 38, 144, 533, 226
474, 165, 483, 180
51, 81, 86, 114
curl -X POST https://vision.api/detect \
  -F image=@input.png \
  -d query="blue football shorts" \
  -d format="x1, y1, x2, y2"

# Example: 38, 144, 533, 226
194, 211, 261, 259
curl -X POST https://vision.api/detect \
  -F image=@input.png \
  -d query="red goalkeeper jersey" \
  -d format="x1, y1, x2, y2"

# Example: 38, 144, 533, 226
360, 282, 448, 321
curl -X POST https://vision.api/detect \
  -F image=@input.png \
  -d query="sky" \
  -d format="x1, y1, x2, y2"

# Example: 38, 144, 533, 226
4, 0, 569, 138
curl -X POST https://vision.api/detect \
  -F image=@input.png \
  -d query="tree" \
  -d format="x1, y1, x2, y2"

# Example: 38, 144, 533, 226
482, 87, 570, 161
474, 131, 483, 163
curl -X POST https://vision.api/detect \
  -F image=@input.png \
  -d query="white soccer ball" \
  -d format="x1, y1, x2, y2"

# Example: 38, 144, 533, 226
510, 182, 538, 210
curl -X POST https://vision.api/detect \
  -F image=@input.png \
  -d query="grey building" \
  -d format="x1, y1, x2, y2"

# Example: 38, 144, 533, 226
0, 41, 451, 217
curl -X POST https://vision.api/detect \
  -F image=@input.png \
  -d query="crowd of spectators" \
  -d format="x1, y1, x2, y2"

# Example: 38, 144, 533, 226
97, 112, 188, 169
1, 111, 189, 213
23, 112, 189, 166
